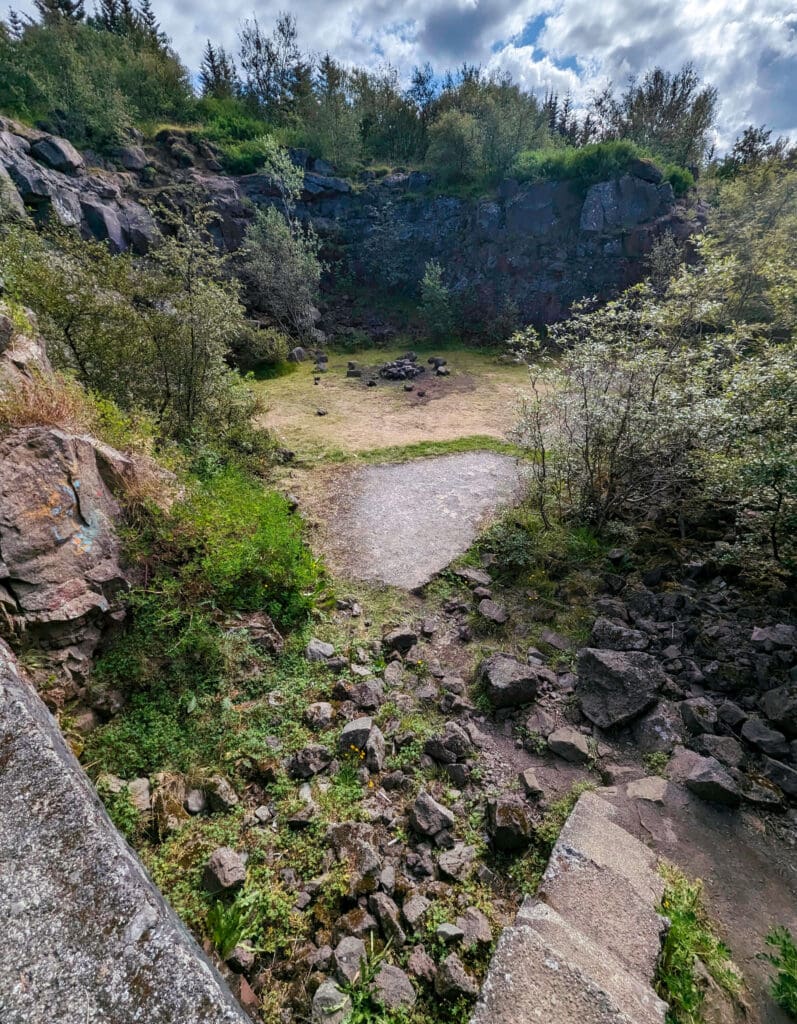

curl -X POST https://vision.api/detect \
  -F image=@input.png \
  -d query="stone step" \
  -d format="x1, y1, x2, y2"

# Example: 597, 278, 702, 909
547, 791, 664, 905
537, 791, 667, 980
471, 924, 641, 1024
516, 900, 668, 1024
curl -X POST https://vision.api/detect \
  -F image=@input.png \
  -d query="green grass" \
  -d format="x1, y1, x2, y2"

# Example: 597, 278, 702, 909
327, 435, 527, 465
655, 863, 743, 1024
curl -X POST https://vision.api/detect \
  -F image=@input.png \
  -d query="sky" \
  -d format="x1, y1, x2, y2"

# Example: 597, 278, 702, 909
18, 0, 797, 149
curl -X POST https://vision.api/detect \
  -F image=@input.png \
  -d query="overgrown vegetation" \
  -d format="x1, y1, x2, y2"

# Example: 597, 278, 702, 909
656, 864, 743, 1024
514, 159, 797, 583
0, 2, 716, 193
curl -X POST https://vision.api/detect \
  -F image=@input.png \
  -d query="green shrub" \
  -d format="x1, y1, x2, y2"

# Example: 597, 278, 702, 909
195, 97, 268, 144
513, 140, 662, 192
206, 898, 251, 959
664, 163, 695, 196
762, 927, 797, 1018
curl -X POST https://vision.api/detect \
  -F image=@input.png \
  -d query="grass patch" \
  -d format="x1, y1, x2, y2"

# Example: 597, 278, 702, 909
328, 435, 527, 465
655, 863, 744, 1024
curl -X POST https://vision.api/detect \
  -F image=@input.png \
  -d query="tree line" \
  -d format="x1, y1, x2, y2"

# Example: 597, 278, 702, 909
1, 0, 732, 182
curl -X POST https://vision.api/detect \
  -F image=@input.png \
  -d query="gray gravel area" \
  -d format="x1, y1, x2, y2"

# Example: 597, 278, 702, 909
317, 451, 526, 589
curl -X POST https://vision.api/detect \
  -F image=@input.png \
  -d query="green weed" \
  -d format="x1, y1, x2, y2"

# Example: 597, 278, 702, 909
761, 927, 797, 1018
655, 863, 743, 1024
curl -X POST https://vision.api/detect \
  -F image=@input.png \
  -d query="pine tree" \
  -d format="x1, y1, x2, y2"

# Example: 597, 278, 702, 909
96, 0, 119, 31
200, 40, 238, 99
33, 0, 85, 23
137, 0, 164, 45
7, 8, 26, 38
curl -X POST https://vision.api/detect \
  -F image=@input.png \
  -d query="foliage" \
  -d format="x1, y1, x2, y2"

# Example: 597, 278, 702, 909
663, 164, 695, 197
761, 927, 797, 1018
239, 207, 322, 338
425, 109, 484, 184
96, 781, 141, 842
0, 208, 253, 442
229, 324, 290, 372
513, 140, 661, 191
0, 11, 192, 147
513, 188, 797, 577
587, 64, 717, 168
419, 259, 454, 340
206, 898, 250, 959
656, 864, 743, 1024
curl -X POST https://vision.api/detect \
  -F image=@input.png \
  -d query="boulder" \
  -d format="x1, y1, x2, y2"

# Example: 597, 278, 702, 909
424, 721, 473, 764
576, 648, 665, 728
477, 599, 509, 625
680, 698, 717, 736
695, 735, 745, 768
305, 701, 334, 730
590, 617, 649, 651
760, 684, 797, 738
487, 796, 533, 851
372, 964, 416, 1010
288, 745, 334, 779
306, 637, 334, 662
435, 953, 479, 998
456, 907, 492, 946
403, 895, 432, 930
384, 626, 418, 654
409, 791, 455, 842
327, 822, 382, 896
0, 426, 127, 652
518, 767, 545, 798
761, 757, 797, 798
30, 135, 84, 174
633, 700, 684, 754
741, 718, 789, 759
751, 624, 797, 649
365, 725, 386, 772
547, 726, 590, 763
438, 843, 476, 882
682, 756, 741, 807
339, 717, 373, 753
369, 893, 406, 947
478, 653, 554, 708
312, 981, 351, 1024
203, 848, 247, 893
333, 936, 367, 985
407, 944, 437, 983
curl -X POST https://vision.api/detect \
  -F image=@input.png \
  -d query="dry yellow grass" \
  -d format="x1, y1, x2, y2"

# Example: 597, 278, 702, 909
255, 346, 530, 459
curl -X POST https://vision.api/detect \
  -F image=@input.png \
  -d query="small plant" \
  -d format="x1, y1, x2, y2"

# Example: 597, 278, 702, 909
761, 927, 797, 1018
644, 752, 670, 777
206, 897, 250, 960
655, 863, 743, 1023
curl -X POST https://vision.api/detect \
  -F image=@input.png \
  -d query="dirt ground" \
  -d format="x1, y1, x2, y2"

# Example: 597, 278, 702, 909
255, 347, 529, 458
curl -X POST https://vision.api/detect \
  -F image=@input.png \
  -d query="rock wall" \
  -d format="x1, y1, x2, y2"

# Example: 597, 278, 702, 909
0, 117, 702, 329
472, 790, 668, 1024
0, 638, 250, 1024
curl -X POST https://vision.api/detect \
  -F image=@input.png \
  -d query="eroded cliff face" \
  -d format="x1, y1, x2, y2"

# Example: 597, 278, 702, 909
0, 118, 704, 329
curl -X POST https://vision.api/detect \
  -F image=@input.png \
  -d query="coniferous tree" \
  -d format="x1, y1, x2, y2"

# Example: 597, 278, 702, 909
34, 0, 85, 23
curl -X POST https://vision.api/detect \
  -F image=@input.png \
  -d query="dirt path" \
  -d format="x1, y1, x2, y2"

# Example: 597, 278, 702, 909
290, 451, 527, 589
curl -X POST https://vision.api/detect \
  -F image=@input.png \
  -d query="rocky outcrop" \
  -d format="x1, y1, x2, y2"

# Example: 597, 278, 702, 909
0, 312, 170, 691
0, 117, 156, 252
0, 639, 250, 1024
0, 116, 698, 328
472, 791, 668, 1024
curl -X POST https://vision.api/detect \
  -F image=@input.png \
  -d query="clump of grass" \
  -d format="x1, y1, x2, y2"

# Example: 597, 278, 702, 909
655, 863, 743, 1023
206, 897, 251, 959
644, 752, 671, 777
507, 782, 594, 894
761, 927, 797, 1018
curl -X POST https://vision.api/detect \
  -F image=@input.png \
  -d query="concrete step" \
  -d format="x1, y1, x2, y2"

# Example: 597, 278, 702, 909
471, 924, 641, 1024
516, 899, 668, 1024
537, 790, 667, 980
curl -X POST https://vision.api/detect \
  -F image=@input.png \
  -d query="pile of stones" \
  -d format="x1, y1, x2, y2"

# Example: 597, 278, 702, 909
379, 353, 426, 381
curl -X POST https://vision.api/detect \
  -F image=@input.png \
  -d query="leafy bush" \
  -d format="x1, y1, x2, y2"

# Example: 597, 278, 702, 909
664, 163, 695, 196
513, 140, 663, 191
0, 20, 193, 148
762, 927, 797, 1018
420, 259, 455, 340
